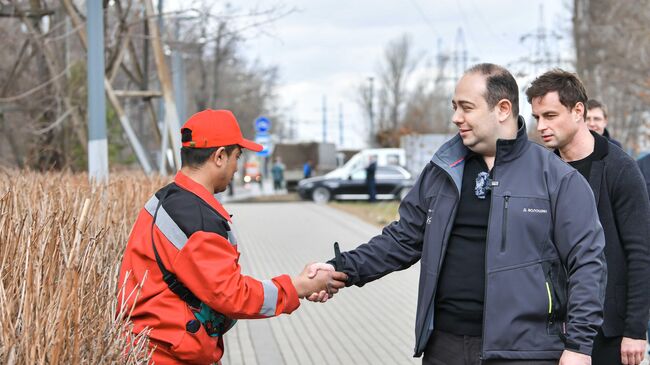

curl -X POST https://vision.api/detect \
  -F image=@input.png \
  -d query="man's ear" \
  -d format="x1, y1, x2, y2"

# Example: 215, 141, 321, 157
496, 98, 512, 122
574, 102, 585, 122
212, 147, 227, 167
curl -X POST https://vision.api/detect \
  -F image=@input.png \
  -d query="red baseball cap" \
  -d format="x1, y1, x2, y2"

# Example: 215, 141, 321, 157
180, 109, 263, 152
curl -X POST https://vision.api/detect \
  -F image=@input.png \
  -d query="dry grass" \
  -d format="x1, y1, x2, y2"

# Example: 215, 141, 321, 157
329, 201, 401, 227
0, 168, 171, 364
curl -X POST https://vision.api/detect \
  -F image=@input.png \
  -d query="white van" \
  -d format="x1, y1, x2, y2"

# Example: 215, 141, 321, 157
327, 148, 406, 179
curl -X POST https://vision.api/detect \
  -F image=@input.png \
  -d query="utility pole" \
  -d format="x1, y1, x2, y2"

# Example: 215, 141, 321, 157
173, 20, 187, 123
435, 37, 447, 83
87, 0, 108, 182
338, 102, 344, 147
367, 76, 375, 147
156, 0, 165, 131
322, 95, 327, 143
145, 0, 182, 169
63, 0, 153, 174
453, 27, 468, 81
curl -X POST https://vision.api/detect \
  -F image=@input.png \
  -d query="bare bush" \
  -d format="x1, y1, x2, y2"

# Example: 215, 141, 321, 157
0, 170, 170, 363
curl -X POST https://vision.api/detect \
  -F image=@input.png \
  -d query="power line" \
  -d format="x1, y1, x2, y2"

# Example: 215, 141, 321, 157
453, 0, 484, 56
407, 0, 439, 37
466, 0, 527, 53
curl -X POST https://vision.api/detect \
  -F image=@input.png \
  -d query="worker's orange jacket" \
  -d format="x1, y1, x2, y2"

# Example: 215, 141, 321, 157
117, 171, 300, 364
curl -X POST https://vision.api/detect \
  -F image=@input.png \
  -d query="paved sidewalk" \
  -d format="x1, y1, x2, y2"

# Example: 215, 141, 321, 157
222, 201, 421, 365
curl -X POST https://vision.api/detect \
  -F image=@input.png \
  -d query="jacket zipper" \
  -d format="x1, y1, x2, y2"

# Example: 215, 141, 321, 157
545, 266, 556, 333
545, 281, 553, 317
480, 168, 497, 360
500, 194, 510, 253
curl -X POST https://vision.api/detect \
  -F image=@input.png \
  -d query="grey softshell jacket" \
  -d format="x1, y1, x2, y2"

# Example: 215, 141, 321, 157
334, 119, 606, 360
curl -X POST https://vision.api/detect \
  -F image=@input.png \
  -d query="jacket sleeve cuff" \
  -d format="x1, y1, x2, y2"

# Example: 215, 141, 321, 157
327, 257, 355, 287
272, 274, 300, 314
623, 327, 648, 340
559, 332, 592, 356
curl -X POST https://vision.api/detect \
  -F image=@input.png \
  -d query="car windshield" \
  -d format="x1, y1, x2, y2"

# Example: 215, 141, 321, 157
376, 166, 408, 179
346, 165, 411, 180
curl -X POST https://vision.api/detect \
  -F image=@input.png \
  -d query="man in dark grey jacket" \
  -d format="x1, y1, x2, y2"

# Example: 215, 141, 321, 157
308, 64, 607, 365
528, 69, 650, 365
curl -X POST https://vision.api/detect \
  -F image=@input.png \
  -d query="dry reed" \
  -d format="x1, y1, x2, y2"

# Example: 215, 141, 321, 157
0, 168, 171, 364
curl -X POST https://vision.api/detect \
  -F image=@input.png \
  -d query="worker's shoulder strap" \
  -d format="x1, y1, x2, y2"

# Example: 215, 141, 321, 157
148, 184, 231, 246
143, 184, 237, 308
146, 188, 201, 309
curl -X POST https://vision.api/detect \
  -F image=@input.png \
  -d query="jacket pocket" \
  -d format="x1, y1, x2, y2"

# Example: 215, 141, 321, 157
541, 260, 567, 335
170, 305, 220, 363
494, 195, 551, 263
500, 194, 511, 253
484, 261, 562, 352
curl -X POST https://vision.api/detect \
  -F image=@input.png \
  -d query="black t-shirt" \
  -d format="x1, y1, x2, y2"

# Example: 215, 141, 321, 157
561, 132, 607, 180
567, 150, 598, 179
434, 153, 491, 336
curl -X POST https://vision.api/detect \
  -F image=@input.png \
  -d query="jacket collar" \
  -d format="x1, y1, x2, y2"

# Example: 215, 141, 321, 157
590, 130, 610, 159
431, 116, 528, 194
603, 128, 612, 139
495, 116, 529, 165
584, 130, 608, 206
553, 130, 609, 161
552, 130, 608, 205
174, 171, 232, 223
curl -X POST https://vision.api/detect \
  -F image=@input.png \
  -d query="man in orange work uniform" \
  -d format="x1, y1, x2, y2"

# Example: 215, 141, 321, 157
117, 109, 347, 364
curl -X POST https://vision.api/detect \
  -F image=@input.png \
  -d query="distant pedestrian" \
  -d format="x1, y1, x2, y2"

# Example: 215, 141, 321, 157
271, 157, 285, 191
303, 160, 313, 179
586, 99, 623, 148
365, 155, 377, 202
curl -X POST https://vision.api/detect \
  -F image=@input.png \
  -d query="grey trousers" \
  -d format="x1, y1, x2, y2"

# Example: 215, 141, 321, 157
422, 330, 558, 365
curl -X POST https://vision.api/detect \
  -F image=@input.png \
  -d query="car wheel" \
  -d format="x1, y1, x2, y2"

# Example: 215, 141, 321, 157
399, 187, 410, 201
312, 187, 331, 203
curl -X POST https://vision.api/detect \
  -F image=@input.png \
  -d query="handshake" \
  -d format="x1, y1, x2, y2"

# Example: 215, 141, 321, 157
292, 262, 347, 303
291, 242, 348, 303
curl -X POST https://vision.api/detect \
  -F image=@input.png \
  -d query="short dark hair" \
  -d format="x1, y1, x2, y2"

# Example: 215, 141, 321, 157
180, 145, 238, 168
586, 99, 608, 119
526, 69, 588, 119
466, 63, 519, 119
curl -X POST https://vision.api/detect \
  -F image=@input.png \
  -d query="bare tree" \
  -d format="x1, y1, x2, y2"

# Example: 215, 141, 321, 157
378, 34, 418, 131
574, 0, 650, 153
355, 34, 419, 147
357, 34, 453, 147
0, 0, 292, 170
402, 75, 453, 135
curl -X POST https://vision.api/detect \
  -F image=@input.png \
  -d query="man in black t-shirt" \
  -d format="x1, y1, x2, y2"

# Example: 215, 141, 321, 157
528, 70, 650, 365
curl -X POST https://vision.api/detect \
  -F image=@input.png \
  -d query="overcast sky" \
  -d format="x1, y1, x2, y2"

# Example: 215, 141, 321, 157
170, 1, 574, 149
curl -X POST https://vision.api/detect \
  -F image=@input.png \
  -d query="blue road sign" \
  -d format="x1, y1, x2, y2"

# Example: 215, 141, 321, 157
255, 116, 271, 133
255, 134, 272, 157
